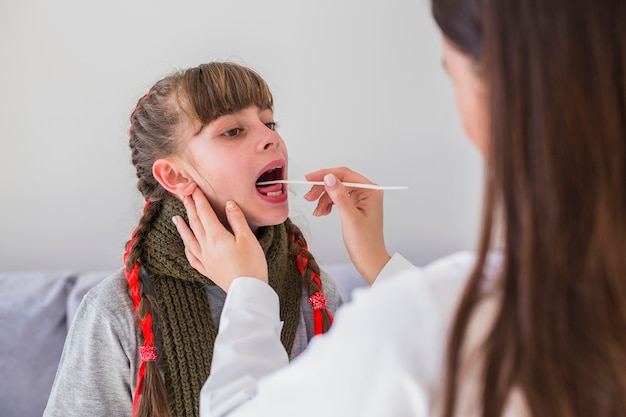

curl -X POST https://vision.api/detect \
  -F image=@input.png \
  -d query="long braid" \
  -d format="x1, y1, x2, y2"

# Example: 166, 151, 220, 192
123, 200, 172, 417
127, 88, 176, 417
284, 218, 334, 334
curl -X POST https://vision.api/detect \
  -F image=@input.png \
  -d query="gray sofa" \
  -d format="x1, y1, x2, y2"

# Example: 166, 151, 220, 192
0, 265, 367, 417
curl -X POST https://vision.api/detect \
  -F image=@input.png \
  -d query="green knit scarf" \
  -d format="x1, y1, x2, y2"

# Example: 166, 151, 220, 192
140, 198, 302, 417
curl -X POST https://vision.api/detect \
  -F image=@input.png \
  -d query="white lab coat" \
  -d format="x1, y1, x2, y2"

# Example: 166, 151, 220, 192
200, 251, 514, 417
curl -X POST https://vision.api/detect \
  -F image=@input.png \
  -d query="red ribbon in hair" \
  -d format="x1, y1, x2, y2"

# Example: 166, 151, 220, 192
124, 199, 157, 417
292, 235, 334, 335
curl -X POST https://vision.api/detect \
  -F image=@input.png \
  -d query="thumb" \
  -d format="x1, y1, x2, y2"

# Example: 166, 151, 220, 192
225, 200, 253, 239
323, 174, 352, 211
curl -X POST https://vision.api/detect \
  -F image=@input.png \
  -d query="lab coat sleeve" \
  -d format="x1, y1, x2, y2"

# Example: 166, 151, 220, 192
201, 254, 448, 417
200, 277, 288, 416
375, 253, 418, 284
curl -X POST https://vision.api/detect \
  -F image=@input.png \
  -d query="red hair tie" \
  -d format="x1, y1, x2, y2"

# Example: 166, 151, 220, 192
308, 292, 327, 310
139, 345, 158, 362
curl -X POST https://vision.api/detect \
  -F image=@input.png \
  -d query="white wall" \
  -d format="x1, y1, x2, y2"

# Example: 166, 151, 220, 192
0, 0, 483, 272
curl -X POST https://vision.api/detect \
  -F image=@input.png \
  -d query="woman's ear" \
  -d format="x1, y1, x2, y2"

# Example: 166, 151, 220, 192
152, 158, 196, 196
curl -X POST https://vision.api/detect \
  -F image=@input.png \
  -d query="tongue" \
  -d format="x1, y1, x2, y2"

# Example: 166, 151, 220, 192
256, 183, 282, 195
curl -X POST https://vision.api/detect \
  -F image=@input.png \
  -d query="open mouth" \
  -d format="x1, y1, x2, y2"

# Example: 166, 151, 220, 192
256, 166, 284, 197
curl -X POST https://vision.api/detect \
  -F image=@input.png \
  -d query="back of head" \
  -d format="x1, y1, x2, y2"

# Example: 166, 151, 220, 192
433, 0, 626, 416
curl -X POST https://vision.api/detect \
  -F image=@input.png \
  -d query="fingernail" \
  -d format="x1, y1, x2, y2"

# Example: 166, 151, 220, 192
172, 216, 178, 225
324, 173, 336, 187
303, 191, 311, 199
226, 200, 237, 211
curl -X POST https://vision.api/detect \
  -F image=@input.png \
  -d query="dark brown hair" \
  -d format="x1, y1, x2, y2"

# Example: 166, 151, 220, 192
433, 0, 626, 416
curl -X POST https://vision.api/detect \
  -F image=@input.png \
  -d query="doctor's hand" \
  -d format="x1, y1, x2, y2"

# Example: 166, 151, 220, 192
304, 167, 391, 285
173, 187, 268, 292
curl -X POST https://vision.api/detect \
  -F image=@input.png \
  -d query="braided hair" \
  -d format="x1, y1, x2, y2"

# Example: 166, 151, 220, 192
285, 218, 334, 334
123, 200, 170, 417
125, 62, 333, 417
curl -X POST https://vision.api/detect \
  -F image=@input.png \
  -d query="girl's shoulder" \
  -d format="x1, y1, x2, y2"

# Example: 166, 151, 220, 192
319, 269, 343, 311
78, 268, 135, 324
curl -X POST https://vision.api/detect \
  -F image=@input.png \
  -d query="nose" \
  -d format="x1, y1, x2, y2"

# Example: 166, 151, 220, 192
258, 126, 281, 151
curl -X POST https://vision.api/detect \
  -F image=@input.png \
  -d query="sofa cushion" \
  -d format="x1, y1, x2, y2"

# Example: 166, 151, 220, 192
0, 272, 76, 417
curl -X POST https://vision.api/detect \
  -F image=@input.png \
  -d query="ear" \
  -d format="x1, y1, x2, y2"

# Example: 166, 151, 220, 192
152, 158, 196, 196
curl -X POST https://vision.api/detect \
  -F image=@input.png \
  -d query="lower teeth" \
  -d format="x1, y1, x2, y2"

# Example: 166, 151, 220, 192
266, 190, 283, 197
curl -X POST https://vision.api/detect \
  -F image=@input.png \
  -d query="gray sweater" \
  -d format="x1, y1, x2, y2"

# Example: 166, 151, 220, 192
43, 268, 342, 417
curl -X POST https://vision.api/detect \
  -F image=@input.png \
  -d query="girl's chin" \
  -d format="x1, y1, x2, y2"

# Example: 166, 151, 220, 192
249, 211, 289, 232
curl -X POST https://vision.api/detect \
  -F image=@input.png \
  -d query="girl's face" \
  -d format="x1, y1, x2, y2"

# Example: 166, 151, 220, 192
442, 37, 488, 155
181, 105, 289, 232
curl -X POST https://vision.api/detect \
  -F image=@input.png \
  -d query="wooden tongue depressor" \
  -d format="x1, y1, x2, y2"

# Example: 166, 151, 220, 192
256, 179, 408, 190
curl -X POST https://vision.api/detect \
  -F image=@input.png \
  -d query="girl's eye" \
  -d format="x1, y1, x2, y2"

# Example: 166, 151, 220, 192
223, 128, 242, 137
265, 122, 277, 131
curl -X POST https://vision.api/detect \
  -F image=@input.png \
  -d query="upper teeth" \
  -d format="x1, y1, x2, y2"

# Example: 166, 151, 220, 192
258, 166, 283, 183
